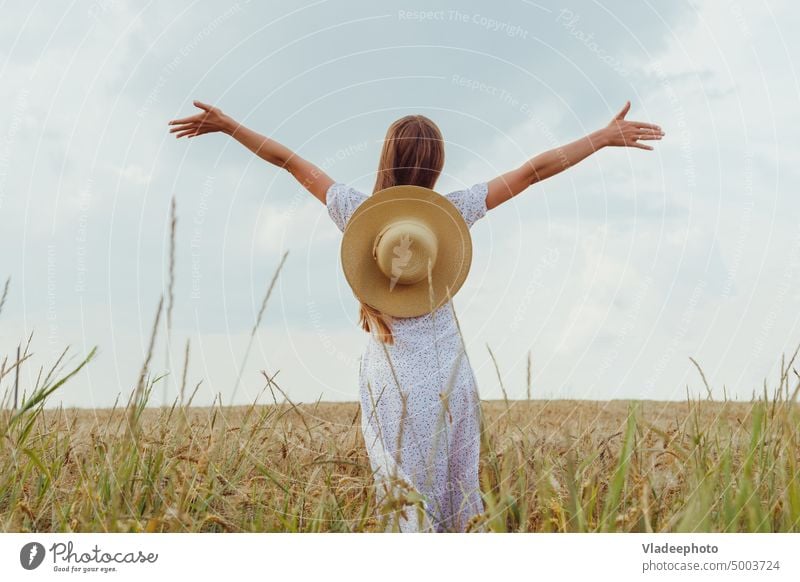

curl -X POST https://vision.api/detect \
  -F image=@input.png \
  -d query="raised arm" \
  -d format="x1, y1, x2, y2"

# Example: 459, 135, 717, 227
486, 101, 664, 210
168, 101, 334, 203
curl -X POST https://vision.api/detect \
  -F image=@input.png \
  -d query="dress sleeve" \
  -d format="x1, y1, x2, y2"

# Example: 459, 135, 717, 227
326, 183, 369, 232
445, 182, 488, 228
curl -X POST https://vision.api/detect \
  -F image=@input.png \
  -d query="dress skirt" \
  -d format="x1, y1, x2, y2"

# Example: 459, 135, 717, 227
358, 304, 484, 532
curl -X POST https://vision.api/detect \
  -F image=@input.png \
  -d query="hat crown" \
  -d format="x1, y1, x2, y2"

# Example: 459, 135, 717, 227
373, 219, 438, 287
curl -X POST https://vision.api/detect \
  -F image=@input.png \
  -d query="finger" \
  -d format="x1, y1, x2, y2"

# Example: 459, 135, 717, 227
174, 129, 199, 138
636, 134, 663, 141
188, 128, 212, 138
169, 124, 196, 133
615, 100, 631, 120
168, 114, 203, 125
193, 100, 213, 112
632, 121, 663, 132
630, 141, 654, 151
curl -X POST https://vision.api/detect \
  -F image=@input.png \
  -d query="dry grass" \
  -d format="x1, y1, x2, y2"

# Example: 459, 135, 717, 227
1, 394, 798, 533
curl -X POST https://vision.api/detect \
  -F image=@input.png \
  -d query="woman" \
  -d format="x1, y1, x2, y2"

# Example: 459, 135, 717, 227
169, 101, 664, 531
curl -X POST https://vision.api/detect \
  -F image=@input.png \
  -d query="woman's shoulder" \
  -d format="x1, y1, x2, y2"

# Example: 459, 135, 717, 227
326, 183, 369, 206
443, 182, 489, 228
326, 183, 369, 232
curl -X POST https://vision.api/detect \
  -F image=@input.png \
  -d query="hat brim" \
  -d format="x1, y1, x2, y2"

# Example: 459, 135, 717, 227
340, 185, 472, 318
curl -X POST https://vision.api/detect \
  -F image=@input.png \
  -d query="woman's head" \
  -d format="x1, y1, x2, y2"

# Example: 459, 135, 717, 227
360, 115, 445, 343
373, 115, 445, 193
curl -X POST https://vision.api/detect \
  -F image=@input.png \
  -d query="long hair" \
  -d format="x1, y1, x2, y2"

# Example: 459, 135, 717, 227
359, 115, 445, 344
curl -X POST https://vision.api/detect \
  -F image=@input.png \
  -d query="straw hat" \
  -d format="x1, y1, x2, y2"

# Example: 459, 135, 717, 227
340, 185, 473, 318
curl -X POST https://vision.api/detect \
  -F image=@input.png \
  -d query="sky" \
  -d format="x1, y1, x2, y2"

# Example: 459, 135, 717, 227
1, 0, 799, 408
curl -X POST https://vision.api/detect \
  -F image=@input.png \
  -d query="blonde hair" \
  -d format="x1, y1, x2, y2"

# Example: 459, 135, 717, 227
359, 115, 445, 344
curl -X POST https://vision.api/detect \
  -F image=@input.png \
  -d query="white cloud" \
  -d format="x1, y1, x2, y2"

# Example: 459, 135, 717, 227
117, 164, 152, 185
255, 198, 336, 255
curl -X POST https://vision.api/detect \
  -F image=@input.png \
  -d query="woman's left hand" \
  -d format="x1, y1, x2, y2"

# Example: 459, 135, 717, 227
602, 100, 664, 150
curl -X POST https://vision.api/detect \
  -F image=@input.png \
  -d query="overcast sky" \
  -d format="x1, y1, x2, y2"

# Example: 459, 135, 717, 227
1, 0, 799, 408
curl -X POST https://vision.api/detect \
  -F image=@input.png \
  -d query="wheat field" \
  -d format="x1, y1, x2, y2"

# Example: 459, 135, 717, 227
2, 377, 799, 532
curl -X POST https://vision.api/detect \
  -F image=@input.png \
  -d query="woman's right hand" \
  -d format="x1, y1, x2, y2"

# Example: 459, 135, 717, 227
168, 100, 236, 138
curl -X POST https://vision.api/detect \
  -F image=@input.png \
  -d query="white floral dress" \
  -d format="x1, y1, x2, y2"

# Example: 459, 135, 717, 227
326, 181, 488, 532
